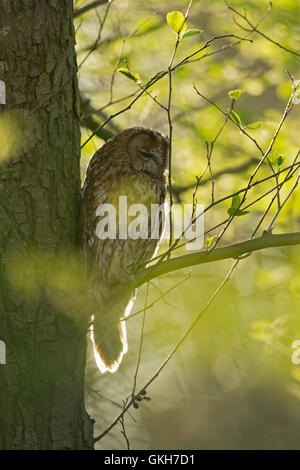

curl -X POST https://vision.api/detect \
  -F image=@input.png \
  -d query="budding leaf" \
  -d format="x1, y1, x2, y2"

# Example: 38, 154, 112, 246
267, 150, 285, 167
228, 89, 244, 100
227, 195, 249, 217
243, 121, 263, 129
167, 11, 186, 34
181, 28, 203, 39
244, 121, 263, 130
230, 110, 242, 127
231, 195, 241, 210
206, 236, 217, 248
118, 67, 140, 83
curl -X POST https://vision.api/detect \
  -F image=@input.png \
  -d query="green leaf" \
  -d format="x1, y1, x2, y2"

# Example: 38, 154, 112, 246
230, 110, 242, 127
227, 195, 249, 217
167, 11, 186, 34
118, 67, 140, 83
231, 194, 241, 210
267, 151, 285, 167
277, 155, 285, 166
181, 28, 203, 39
228, 89, 244, 100
243, 121, 263, 130
227, 207, 249, 217
206, 236, 217, 248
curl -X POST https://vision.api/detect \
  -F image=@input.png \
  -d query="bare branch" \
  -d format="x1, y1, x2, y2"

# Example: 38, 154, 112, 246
131, 283, 149, 399
81, 33, 251, 149
80, 95, 120, 141
73, 0, 108, 18
225, 1, 300, 59
135, 232, 300, 286
173, 158, 257, 198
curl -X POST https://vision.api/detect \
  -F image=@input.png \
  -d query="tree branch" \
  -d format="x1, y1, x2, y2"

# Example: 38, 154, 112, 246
173, 158, 257, 199
225, 1, 300, 59
73, 0, 108, 18
135, 232, 300, 286
80, 95, 120, 141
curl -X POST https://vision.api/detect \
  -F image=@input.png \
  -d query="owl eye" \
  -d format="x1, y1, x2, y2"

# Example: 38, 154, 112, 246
139, 150, 159, 164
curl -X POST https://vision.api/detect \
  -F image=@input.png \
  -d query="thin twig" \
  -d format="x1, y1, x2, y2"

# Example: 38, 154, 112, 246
74, 0, 108, 18
225, 1, 300, 59
81, 33, 251, 149
131, 282, 149, 399
120, 401, 130, 450
147, 161, 300, 265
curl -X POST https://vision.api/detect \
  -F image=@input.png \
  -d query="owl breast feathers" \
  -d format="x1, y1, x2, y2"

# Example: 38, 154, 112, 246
81, 127, 168, 373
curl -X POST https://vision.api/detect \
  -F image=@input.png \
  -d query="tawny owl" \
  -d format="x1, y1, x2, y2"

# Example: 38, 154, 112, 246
81, 127, 168, 373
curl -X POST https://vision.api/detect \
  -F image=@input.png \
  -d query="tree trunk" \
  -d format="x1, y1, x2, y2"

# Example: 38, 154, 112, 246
0, 0, 94, 449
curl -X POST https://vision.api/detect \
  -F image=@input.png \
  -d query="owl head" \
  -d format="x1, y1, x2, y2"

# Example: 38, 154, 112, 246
125, 127, 169, 177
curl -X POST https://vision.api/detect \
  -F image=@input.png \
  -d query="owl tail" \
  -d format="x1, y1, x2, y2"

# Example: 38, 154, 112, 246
91, 295, 134, 373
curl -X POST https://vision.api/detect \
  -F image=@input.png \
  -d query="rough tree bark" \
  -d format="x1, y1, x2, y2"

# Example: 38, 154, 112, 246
0, 0, 94, 449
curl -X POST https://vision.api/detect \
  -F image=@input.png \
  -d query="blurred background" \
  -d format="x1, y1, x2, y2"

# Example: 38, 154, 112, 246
74, 0, 300, 449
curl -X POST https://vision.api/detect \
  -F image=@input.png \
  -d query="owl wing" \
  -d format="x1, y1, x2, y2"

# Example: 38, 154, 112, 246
121, 174, 166, 272
81, 138, 124, 283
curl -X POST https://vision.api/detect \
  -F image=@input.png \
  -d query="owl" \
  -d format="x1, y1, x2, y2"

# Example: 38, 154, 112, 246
81, 127, 168, 373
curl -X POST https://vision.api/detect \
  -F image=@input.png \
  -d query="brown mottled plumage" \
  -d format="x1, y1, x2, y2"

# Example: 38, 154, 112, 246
81, 127, 168, 373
